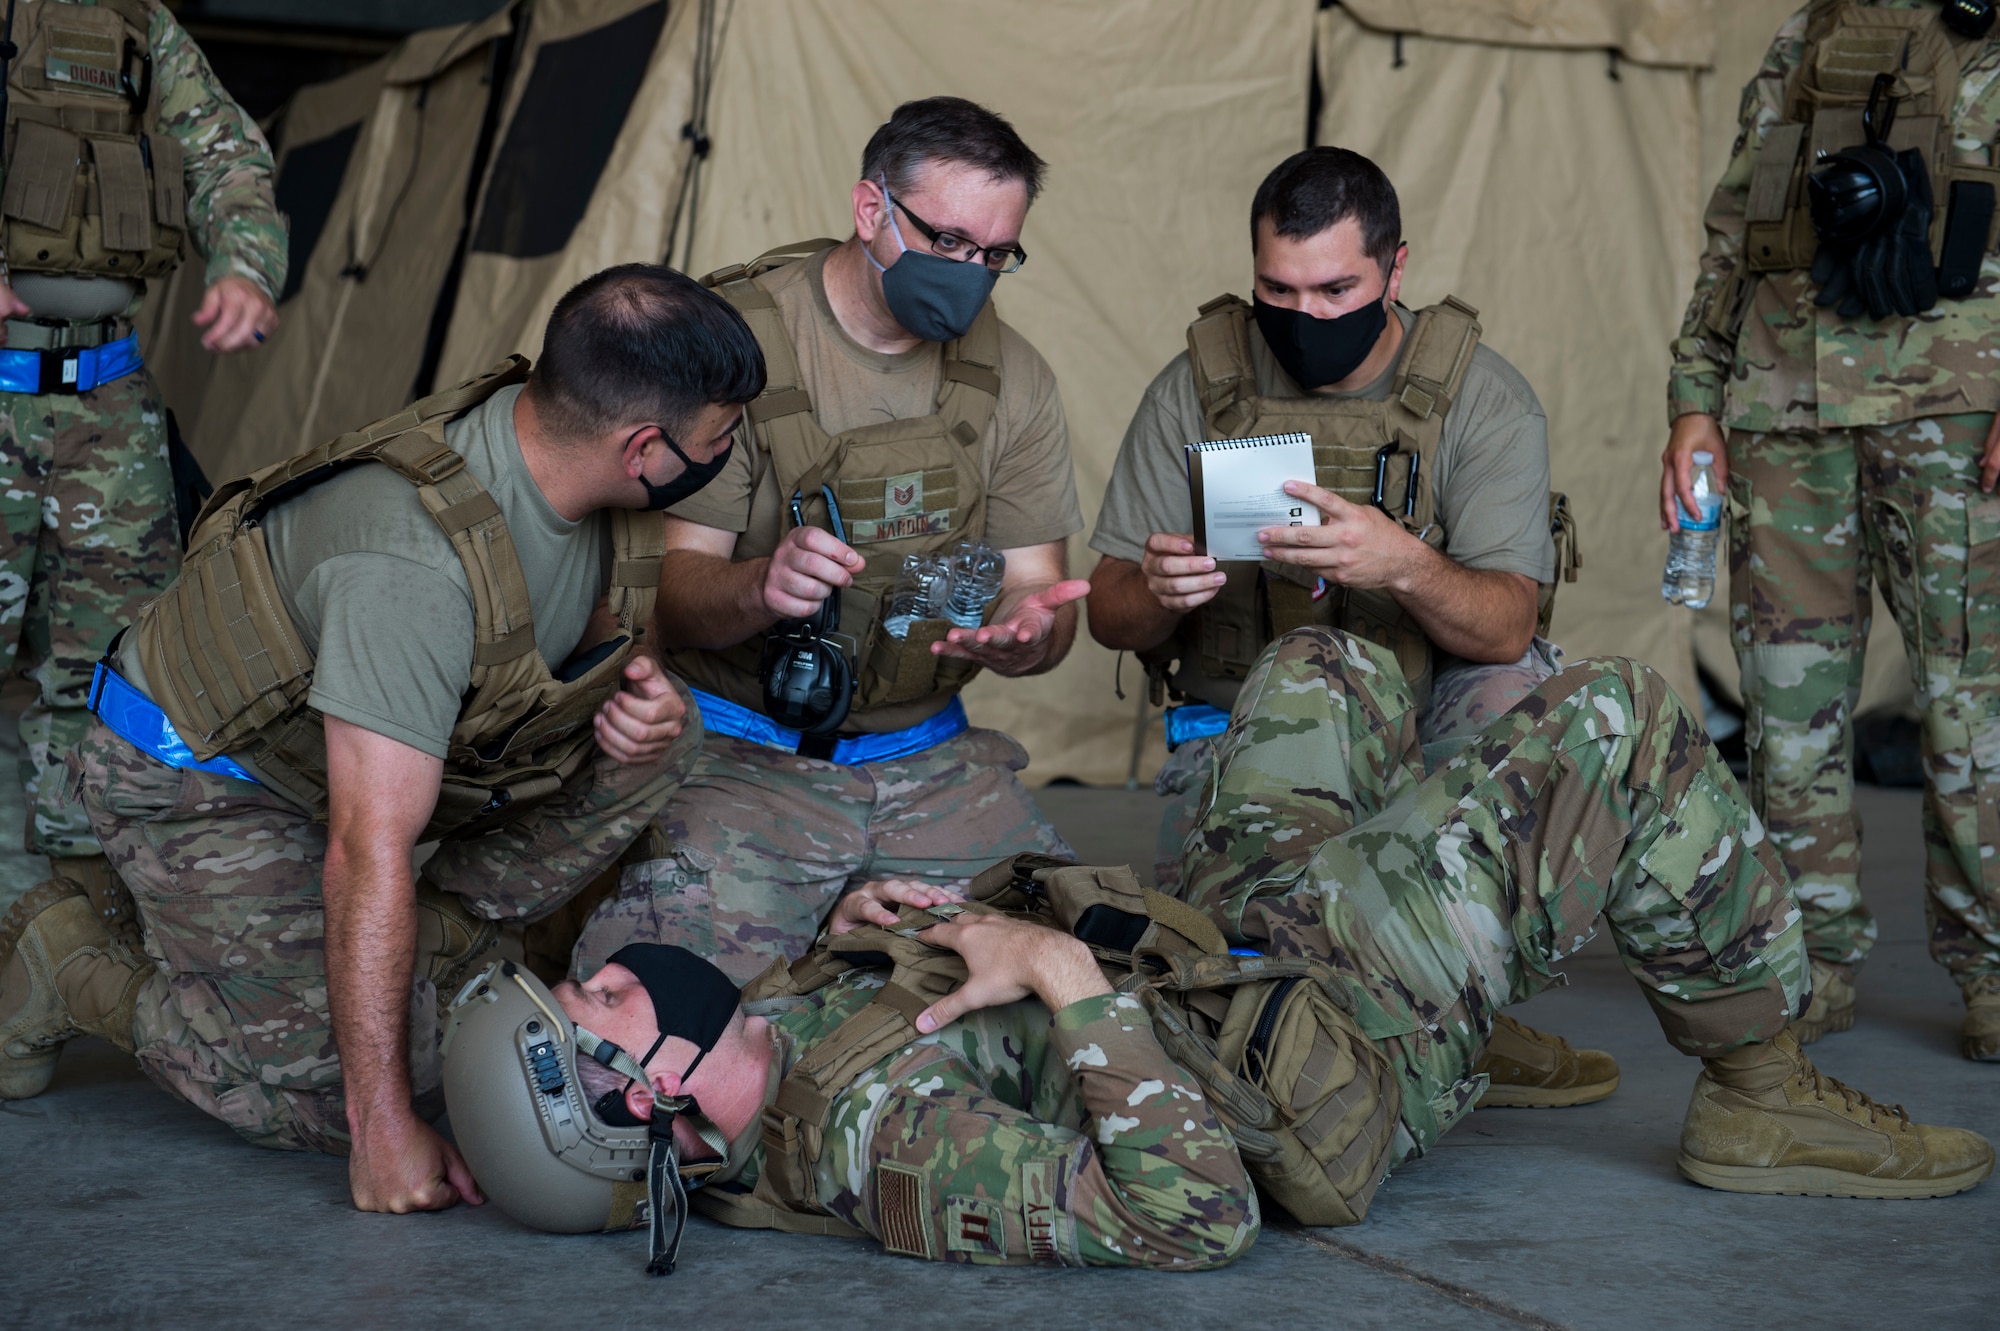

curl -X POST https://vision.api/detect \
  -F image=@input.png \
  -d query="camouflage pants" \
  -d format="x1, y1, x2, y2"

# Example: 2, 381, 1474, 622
72, 716, 694, 1152
1856, 415, 2000, 983
0, 369, 177, 858
577, 726, 1075, 984
1151, 637, 1563, 895
1181, 628, 1807, 1155
1730, 416, 2000, 982
1726, 427, 1876, 968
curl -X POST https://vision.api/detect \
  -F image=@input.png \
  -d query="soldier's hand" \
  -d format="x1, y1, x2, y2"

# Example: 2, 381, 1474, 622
1257, 481, 1419, 591
194, 275, 277, 353
914, 914, 1109, 1033
1140, 532, 1227, 612
594, 654, 687, 764
761, 526, 861, 620
0, 281, 30, 342
348, 1113, 484, 1214
828, 878, 964, 935
1981, 413, 2000, 494
1661, 413, 1727, 530
934, 580, 1089, 674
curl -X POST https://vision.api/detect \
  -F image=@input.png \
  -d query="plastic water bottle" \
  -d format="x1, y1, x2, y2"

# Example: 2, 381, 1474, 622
944, 539, 1005, 629
884, 553, 953, 639
1663, 450, 1723, 610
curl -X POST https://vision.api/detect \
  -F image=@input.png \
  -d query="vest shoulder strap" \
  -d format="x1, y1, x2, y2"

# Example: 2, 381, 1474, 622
706, 245, 1006, 498
1389, 296, 1481, 426
1185, 293, 1257, 437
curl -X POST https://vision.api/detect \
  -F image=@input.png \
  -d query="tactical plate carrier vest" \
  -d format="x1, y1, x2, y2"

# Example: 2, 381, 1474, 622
1734, 1, 2000, 284
130, 358, 665, 841
2, 0, 186, 281
693, 854, 1404, 1240
674, 241, 1001, 722
1140, 295, 1579, 709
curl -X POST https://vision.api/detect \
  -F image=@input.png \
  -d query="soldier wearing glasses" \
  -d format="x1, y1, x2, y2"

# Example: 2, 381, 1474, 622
576, 97, 1088, 984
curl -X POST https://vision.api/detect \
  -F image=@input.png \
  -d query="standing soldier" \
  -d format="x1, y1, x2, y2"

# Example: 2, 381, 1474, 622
1662, 0, 2000, 1059
0, 0, 284, 929
579, 97, 1089, 983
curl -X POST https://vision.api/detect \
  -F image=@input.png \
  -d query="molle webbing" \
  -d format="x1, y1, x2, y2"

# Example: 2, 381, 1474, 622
2, 0, 187, 281
1746, 2, 2000, 276
133, 357, 663, 832
1158, 295, 1488, 698
684, 243, 1004, 718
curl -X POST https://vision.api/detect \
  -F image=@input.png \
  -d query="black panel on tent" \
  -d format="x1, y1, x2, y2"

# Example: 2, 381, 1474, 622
273, 122, 363, 304
467, 1, 667, 259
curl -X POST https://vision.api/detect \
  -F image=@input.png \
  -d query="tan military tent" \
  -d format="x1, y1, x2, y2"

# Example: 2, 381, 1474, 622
146, 0, 1909, 785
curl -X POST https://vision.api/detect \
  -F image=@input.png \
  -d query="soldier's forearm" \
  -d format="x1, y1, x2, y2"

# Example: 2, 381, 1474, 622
651, 549, 782, 650
322, 831, 423, 1131
1389, 552, 1537, 664
1084, 556, 1181, 653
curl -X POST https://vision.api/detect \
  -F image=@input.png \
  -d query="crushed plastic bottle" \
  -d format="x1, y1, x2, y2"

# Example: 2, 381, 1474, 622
944, 539, 1005, 629
884, 553, 953, 639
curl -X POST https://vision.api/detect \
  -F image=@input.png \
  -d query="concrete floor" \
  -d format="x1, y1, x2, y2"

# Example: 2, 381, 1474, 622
2, 782, 1993, 1330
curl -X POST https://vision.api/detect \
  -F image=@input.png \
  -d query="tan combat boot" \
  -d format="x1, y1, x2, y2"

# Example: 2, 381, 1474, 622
1792, 957, 1858, 1045
49, 854, 143, 952
1962, 974, 2000, 1063
1677, 1029, 1993, 1198
415, 879, 499, 1003
1473, 1013, 1621, 1108
0, 878, 149, 1099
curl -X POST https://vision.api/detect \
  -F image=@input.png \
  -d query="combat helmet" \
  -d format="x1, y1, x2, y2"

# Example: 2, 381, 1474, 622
441, 959, 726, 1275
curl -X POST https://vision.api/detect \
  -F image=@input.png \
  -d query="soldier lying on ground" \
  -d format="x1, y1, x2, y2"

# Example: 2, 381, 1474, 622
443, 884, 1259, 1271
449, 629, 1989, 1275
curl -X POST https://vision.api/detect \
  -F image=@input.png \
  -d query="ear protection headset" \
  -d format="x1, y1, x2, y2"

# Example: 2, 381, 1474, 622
760, 485, 857, 737
1943, 0, 1996, 39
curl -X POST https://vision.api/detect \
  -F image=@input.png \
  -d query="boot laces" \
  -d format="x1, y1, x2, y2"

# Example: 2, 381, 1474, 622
1808, 1065, 1908, 1128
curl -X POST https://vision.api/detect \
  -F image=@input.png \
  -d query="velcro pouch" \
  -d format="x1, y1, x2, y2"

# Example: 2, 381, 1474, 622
89, 135, 152, 251
3, 121, 80, 229
1938, 176, 1997, 299
148, 132, 185, 227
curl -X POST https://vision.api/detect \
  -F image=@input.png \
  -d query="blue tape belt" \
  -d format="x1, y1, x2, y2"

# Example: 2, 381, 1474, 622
89, 662, 260, 784
689, 687, 969, 765
0, 333, 142, 395
1164, 702, 1230, 752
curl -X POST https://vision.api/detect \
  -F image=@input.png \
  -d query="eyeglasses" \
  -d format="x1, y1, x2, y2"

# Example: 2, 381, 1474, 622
882, 186, 1028, 274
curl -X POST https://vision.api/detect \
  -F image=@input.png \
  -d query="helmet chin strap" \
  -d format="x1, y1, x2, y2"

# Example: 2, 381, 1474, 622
575, 1024, 731, 1276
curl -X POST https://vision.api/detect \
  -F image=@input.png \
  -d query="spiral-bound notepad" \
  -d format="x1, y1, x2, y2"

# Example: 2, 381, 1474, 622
1185, 432, 1320, 561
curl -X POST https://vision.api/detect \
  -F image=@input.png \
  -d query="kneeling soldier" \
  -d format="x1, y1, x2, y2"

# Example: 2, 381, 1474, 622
0, 264, 763, 1214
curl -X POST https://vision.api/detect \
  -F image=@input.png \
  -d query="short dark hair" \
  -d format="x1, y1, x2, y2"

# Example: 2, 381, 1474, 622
1250, 147, 1402, 274
527, 264, 766, 442
860, 96, 1047, 203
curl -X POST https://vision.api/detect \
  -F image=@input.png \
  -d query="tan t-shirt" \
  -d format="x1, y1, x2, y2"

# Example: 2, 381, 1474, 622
666, 247, 1084, 731
123, 384, 612, 776
1090, 305, 1555, 709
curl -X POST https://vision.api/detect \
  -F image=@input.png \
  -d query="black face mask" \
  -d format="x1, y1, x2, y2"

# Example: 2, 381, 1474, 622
1253, 292, 1390, 391
636, 428, 733, 511
590, 943, 741, 1277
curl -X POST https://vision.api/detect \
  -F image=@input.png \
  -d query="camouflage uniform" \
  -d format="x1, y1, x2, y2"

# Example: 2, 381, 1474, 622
734, 970, 1257, 1268
69, 715, 695, 1151
1179, 628, 1807, 1155
574, 728, 1075, 984
0, 3, 285, 859
1670, 1, 2000, 984
1151, 642, 1563, 895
